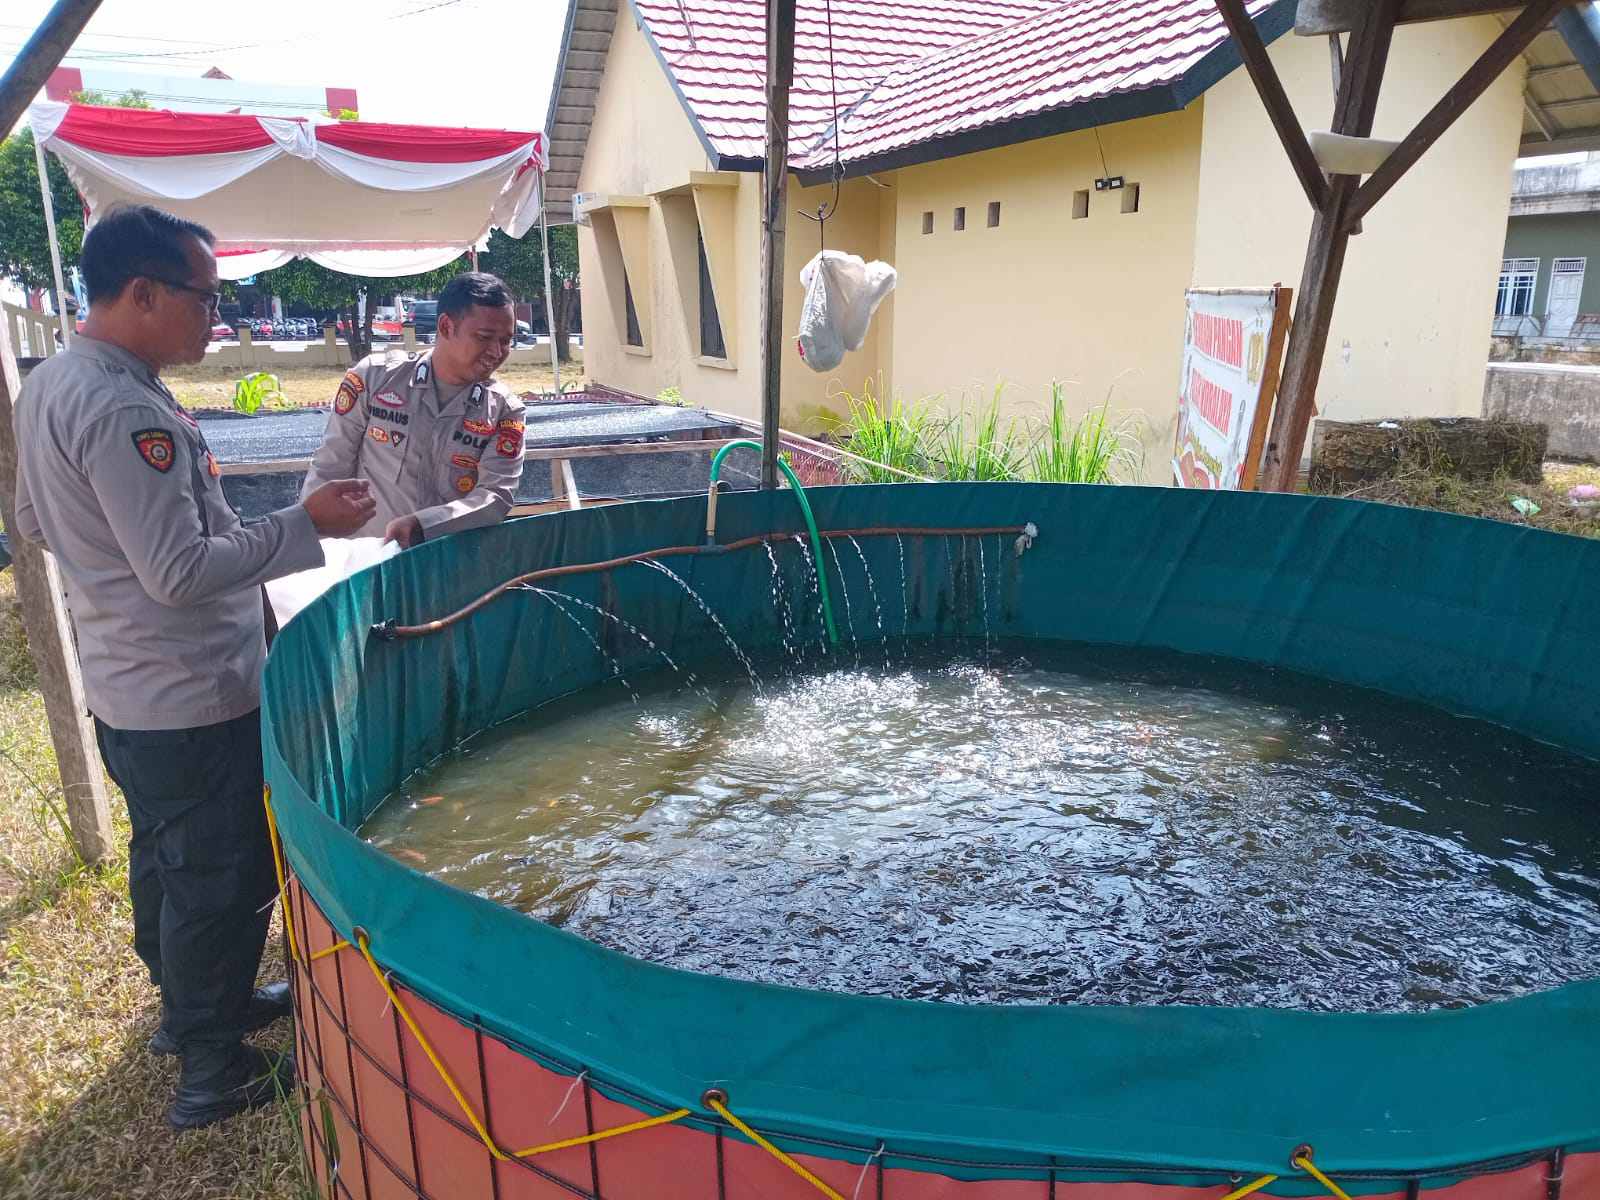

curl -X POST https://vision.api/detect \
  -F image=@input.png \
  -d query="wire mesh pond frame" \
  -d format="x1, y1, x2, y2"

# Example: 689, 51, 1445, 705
262, 483, 1600, 1200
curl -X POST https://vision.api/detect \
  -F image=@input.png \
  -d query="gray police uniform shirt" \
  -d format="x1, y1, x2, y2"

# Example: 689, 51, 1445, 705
300, 350, 526, 540
12, 336, 323, 731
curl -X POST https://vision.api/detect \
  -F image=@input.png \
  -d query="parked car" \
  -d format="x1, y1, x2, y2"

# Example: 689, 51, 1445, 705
514, 320, 538, 345
409, 300, 438, 343
211, 322, 234, 341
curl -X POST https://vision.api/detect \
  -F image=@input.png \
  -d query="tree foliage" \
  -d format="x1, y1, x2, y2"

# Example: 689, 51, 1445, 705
0, 131, 84, 293
261, 256, 468, 362
483, 224, 580, 362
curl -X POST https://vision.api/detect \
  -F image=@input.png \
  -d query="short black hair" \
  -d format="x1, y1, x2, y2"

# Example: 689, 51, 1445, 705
81, 205, 215, 304
437, 271, 513, 322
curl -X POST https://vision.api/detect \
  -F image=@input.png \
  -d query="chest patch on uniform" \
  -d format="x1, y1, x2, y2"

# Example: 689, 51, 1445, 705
374, 391, 405, 409
455, 473, 477, 493
391, 431, 407, 449
450, 452, 478, 469
131, 429, 176, 473
462, 417, 495, 436
368, 425, 391, 445
371, 407, 410, 427
334, 370, 363, 415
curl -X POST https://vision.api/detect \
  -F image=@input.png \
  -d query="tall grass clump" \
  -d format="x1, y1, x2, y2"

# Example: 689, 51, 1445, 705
1029, 381, 1143, 483
934, 384, 1027, 482
827, 380, 937, 482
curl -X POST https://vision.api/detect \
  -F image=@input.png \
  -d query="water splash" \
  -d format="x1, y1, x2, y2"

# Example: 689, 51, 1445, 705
792, 534, 829, 661
895, 533, 910, 652
976, 535, 992, 658
640, 559, 763, 691
520, 585, 709, 705
826, 538, 859, 662
528, 587, 638, 703
848, 536, 890, 670
763, 541, 801, 665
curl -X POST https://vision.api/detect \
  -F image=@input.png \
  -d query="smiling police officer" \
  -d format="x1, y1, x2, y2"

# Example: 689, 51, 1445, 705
301, 272, 526, 548
11, 205, 376, 1131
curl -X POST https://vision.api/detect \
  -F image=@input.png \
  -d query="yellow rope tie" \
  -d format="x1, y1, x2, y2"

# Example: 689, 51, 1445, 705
310, 939, 351, 962
1220, 1174, 1279, 1200
355, 932, 508, 1160
511, 1108, 692, 1158
1293, 1155, 1353, 1200
261, 787, 300, 964
708, 1096, 846, 1200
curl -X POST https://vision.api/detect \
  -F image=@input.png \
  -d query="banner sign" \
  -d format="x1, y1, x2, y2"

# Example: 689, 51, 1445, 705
1172, 287, 1290, 490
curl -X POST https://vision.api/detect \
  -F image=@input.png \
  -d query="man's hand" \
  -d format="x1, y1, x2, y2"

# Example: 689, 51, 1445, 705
383, 515, 423, 548
302, 479, 375, 536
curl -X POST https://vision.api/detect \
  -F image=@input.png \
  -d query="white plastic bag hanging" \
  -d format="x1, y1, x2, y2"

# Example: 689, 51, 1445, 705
795, 250, 897, 372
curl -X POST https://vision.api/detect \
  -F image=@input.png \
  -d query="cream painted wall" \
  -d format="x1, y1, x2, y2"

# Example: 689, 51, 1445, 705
886, 108, 1205, 476
1193, 18, 1525, 431
574, 10, 885, 429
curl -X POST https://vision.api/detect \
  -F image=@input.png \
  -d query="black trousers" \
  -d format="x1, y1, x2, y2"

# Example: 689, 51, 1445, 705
94, 710, 276, 1052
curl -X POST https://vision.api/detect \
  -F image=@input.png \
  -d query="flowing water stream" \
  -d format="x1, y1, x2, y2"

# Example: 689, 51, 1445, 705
365, 640, 1600, 1012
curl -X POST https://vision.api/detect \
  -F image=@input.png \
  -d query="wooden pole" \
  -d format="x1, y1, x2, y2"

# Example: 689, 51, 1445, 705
0, 0, 116, 866
759, 0, 797, 490
0, 325, 115, 866
539, 196, 563, 394
33, 134, 72, 349
1256, 0, 1400, 491
0, 0, 104, 130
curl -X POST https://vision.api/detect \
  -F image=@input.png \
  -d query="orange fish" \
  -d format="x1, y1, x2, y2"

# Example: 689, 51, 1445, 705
396, 848, 427, 865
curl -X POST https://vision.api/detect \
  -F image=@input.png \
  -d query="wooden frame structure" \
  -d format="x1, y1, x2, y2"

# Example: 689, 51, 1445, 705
1214, 0, 1578, 491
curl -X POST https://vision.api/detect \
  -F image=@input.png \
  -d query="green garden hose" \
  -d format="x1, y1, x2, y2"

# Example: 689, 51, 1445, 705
707, 440, 839, 646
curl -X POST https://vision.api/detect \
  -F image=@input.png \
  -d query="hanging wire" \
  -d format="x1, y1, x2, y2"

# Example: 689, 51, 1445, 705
1092, 126, 1112, 180
798, 0, 846, 253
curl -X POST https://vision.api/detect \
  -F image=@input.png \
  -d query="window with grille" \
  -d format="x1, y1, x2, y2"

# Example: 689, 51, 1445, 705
1496, 257, 1538, 318
697, 226, 726, 359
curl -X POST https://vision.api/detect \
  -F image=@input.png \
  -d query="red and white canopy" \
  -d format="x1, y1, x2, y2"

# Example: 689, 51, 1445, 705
29, 102, 548, 279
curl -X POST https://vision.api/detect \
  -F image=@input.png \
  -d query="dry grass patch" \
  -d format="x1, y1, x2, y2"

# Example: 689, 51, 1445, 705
1319, 462, 1600, 540
0, 573, 306, 1200
166, 359, 571, 411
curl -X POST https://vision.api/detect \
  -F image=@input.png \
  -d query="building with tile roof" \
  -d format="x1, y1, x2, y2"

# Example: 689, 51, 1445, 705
547, 0, 1596, 473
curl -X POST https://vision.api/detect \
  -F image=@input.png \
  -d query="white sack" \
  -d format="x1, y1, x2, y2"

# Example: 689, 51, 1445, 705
795, 251, 897, 372
265, 537, 400, 629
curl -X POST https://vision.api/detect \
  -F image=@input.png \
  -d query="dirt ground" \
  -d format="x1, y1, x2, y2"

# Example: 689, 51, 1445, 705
1319, 460, 1600, 539
165, 359, 570, 411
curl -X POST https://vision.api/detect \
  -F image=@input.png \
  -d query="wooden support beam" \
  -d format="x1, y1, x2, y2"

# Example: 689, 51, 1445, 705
1214, 0, 1330, 210
1296, 0, 1561, 36
1259, 0, 1400, 491
0, 0, 105, 132
0, 327, 115, 865
1346, 0, 1570, 232
0, 0, 116, 867
759, 0, 797, 491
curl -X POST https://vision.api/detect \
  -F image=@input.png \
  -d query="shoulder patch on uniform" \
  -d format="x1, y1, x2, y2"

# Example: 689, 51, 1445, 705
334, 370, 364, 415
131, 429, 176, 473
494, 419, 524, 458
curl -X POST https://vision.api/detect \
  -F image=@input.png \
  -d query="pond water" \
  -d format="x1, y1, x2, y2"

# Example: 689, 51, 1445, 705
363, 643, 1600, 1011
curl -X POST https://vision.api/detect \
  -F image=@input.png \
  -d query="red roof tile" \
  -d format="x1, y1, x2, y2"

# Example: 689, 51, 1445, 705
632, 0, 1275, 170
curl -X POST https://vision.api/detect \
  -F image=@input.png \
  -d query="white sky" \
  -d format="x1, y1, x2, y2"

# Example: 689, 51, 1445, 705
2, 0, 568, 129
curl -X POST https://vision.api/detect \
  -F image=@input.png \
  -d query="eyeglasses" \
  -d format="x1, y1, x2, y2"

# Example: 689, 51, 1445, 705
151, 277, 223, 313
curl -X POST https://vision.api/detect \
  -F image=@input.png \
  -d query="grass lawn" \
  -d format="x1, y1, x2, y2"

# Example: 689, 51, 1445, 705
0, 572, 307, 1200
166, 357, 570, 411
0, 457, 1594, 1198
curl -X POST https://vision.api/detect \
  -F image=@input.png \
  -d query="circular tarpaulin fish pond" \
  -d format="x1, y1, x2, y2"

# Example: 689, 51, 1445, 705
262, 482, 1600, 1200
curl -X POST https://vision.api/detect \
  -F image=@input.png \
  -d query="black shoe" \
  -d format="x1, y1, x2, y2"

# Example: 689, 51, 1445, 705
149, 982, 293, 1057
168, 1043, 296, 1131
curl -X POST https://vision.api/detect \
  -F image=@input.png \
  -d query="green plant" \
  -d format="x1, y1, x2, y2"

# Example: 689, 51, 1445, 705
656, 386, 686, 406
826, 379, 936, 483
1027, 381, 1143, 484
934, 383, 1027, 482
233, 371, 286, 414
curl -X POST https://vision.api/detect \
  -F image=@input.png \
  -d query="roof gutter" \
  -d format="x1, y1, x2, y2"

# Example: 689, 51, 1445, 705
1553, 2, 1600, 94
